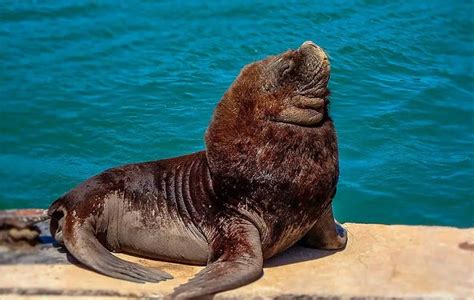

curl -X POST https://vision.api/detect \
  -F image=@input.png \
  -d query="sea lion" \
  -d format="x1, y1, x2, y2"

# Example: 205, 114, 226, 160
48, 40, 347, 299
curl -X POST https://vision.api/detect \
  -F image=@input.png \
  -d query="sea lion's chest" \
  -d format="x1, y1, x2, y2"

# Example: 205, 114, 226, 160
246, 150, 338, 258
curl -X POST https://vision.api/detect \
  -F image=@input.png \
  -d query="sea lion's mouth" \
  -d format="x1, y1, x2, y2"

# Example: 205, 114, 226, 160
271, 96, 326, 127
271, 108, 324, 127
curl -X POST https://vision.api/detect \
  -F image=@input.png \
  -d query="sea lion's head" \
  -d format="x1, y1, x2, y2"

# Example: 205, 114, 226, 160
260, 40, 330, 126
206, 41, 336, 186
209, 41, 331, 130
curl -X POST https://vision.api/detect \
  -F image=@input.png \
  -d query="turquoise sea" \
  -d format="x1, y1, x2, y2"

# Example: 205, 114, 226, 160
0, 1, 472, 227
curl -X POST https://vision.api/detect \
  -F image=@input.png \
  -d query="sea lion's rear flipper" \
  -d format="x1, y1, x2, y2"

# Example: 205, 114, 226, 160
62, 218, 173, 283
169, 219, 263, 299
301, 203, 347, 250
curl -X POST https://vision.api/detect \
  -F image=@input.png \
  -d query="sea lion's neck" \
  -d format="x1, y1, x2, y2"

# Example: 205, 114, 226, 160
206, 110, 338, 194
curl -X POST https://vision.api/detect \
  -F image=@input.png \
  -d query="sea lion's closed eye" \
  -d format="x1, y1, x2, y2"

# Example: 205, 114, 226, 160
281, 59, 295, 77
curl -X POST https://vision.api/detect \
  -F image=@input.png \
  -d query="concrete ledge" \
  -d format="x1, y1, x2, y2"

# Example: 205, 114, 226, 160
0, 223, 473, 299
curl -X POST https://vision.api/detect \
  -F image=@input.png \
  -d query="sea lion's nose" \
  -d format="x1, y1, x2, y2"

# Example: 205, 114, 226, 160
300, 41, 329, 62
301, 40, 318, 48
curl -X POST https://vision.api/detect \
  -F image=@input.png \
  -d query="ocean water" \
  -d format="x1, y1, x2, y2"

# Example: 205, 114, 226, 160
0, 1, 472, 227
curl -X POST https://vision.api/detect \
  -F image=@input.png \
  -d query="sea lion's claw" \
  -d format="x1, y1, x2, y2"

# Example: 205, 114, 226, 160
61, 219, 171, 283
120, 262, 173, 283
168, 220, 263, 299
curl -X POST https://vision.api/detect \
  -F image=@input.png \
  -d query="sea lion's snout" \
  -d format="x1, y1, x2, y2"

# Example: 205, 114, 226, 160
297, 40, 330, 90
301, 40, 317, 47
299, 40, 329, 62
300, 40, 320, 52
300, 40, 322, 50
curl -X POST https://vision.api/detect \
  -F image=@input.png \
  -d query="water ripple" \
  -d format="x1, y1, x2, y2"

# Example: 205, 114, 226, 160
0, 0, 472, 227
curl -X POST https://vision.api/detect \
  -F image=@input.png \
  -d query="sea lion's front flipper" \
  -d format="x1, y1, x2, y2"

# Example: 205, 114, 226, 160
62, 218, 173, 283
169, 219, 263, 299
300, 204, 347, 250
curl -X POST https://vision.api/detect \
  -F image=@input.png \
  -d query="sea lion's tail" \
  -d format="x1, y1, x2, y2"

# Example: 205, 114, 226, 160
48, 198, 67, 245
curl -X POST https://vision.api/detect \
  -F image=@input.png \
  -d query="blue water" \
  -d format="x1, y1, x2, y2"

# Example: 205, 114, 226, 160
0, 1, 472, 227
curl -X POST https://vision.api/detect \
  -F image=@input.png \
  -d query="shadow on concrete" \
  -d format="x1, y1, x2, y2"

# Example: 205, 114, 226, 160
264, 245, 337, 268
